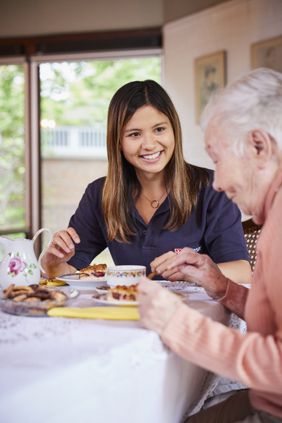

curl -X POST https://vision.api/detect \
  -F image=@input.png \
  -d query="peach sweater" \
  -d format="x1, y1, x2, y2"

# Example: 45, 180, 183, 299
162, 170, 282, 418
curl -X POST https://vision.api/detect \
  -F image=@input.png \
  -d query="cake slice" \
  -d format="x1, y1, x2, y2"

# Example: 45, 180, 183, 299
106, 284, 138, 302
79, 263, 107, 279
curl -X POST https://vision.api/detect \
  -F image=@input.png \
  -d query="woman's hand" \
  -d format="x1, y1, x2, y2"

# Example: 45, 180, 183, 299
41, 227, 80, 277
138, 278, 183, 333
155, 247, 228, 299
150, 251, 186, 281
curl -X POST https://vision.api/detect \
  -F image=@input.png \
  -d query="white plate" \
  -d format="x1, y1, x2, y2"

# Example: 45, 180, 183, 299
94, 286, 111, 294
157, 280, 203, 293
52, 285, 80, 298
92, 293, 138, 306
56, 275, 106, 291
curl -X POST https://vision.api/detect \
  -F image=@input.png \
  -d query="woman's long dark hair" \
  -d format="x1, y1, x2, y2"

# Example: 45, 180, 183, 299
102, 80, 209, 242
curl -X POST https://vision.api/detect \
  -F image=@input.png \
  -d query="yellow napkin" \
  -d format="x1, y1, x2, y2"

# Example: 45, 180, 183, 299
47, 306, 139, 320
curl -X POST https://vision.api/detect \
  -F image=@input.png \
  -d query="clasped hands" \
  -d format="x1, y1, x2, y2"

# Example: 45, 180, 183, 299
138, 247, 229, 334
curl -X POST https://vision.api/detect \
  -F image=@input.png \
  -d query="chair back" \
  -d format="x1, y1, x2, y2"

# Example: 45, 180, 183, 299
242, 219, 262, 272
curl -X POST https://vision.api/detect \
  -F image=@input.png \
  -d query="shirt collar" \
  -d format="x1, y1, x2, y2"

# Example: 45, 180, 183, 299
132, 196, 170, 224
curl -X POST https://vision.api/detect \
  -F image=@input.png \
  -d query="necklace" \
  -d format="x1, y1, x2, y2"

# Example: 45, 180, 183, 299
142, 191, 167, 209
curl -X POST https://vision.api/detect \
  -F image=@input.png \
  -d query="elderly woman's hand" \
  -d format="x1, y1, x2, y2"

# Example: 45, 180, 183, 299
157, 247, 229, 300
138, 278, 183, 334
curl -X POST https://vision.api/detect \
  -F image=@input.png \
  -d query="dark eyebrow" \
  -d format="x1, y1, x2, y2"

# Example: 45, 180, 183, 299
152, 121, 168, 128
124, 128, 140, 134
124, 121, 168, 134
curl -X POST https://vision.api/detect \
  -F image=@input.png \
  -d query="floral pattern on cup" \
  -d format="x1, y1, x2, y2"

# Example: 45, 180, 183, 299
106, 265, 146, 287
107, 270, 145, 278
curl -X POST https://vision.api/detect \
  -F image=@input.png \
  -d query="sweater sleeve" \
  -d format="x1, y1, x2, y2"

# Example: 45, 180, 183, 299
161, 303, 282, 395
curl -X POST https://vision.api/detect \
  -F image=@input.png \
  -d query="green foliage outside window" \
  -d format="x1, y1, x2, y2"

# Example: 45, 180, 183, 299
0, 65, 25, 230
40, 57, 161, 126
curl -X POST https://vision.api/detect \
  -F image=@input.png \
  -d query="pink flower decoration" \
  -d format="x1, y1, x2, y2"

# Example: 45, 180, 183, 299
9, 257, 26, 276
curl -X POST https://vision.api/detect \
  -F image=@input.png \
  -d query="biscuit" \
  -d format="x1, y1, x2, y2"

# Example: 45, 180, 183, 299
13, 294, 28, 302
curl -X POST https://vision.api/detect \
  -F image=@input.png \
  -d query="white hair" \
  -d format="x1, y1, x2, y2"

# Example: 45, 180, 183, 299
200, 68, 282, 156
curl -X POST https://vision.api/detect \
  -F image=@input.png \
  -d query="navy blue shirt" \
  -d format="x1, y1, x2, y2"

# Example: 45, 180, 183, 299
68, 170, 249, 274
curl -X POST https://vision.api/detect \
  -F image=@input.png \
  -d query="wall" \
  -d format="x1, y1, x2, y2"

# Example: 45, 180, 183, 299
0, 0, 163, 37
163, 0, 282, 169
42, 159, 108, 231
42, 158, 114, 265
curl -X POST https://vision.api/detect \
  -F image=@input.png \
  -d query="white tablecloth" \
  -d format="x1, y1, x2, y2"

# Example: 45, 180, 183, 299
0, 290, 229, 423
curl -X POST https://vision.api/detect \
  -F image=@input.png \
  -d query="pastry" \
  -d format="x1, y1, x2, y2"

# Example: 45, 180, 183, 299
106, 284, 138, 302
79, 263, 107, 278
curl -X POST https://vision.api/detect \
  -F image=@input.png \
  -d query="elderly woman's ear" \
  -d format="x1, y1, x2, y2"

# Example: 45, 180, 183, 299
248, 129, 278, 168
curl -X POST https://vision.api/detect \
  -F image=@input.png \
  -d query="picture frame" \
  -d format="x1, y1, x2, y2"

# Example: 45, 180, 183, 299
194, 50, 226, 123
251, 35, 282, 72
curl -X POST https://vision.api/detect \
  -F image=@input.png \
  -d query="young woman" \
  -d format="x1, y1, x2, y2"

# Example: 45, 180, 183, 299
41, 80, 251, 282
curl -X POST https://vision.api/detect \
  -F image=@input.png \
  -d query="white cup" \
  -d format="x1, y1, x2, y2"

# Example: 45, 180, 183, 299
106, 265, 146, 287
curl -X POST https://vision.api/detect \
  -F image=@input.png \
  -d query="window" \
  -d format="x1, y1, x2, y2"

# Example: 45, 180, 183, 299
39, 53, 162, 234
0, 60, 29, 238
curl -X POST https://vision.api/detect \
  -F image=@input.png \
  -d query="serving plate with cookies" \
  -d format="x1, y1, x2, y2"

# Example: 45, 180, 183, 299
0, 283, 70, 316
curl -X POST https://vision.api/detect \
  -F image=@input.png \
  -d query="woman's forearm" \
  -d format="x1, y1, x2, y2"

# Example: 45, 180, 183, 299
218, 260, 252, 284
218, 279, 249, 319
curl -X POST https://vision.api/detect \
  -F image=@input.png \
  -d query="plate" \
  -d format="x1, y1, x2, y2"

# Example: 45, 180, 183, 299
94, 285, 111, 294
0, 298, 63, 317
92, 293, 138, 306
52, 285, 79, 299
0, 285, 79, 317
157, 280, 203, 293
56, 274, 106, 291
0, 286, 73, 317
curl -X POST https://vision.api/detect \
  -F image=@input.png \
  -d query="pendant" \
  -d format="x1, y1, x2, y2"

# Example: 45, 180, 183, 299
151, 200, 160, 208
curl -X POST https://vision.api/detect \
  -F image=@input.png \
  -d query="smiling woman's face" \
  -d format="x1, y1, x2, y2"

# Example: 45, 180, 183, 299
121, 105, 175, 178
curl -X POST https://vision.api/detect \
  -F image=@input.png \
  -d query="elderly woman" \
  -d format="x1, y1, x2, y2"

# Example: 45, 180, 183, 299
138, 68, 282, 423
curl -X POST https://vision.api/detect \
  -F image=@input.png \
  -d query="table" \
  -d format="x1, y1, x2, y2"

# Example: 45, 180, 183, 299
0, 289, 230, 423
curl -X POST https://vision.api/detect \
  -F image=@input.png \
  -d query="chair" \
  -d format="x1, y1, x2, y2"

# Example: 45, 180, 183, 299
242, 219, 262, 272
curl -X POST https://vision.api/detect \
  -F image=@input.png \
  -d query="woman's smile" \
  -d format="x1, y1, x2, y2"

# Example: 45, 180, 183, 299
139, 150, 163, 162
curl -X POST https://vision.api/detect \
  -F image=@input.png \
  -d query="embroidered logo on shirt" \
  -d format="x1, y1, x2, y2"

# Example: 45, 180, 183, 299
174, 246, 201, 254
174, 248, 182, 255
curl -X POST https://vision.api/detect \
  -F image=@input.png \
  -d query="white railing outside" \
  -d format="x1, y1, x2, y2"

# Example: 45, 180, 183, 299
41, 126, 107, 159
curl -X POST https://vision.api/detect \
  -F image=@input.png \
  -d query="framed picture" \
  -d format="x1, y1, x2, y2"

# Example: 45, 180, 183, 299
194, 50, 226, 123
251, 35, 282, 72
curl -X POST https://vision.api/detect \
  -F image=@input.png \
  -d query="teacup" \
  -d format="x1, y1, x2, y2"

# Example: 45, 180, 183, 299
106, 265, 146, 287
